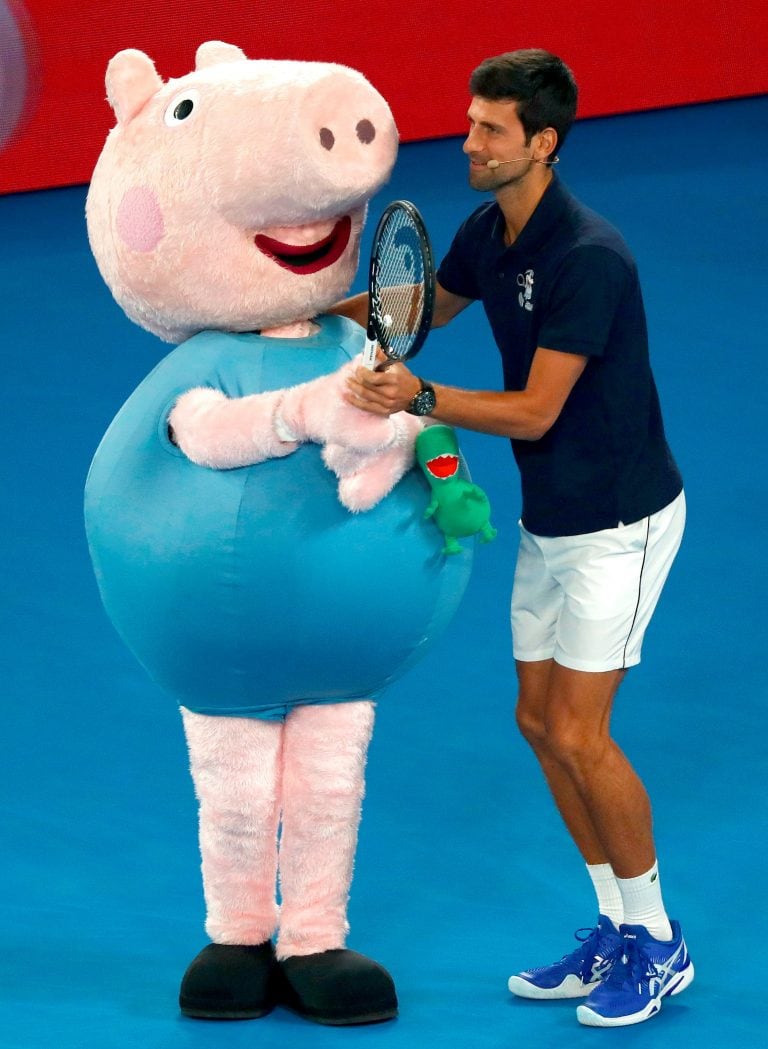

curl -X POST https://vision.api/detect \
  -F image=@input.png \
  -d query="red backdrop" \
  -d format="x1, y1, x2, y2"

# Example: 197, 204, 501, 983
1, 0, 766, 195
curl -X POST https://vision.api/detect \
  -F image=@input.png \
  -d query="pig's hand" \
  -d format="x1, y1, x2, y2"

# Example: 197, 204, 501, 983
322, 413, 425, 511
168, 387, 299, 469
276, 358, 400, 453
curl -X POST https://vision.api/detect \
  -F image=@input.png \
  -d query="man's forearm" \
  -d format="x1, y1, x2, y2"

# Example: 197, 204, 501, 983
346, 364, 550, 441
428, 383, 550, 441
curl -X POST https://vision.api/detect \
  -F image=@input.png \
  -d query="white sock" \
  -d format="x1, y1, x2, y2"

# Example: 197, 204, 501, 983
615, 861, 673, 941
586, 863, 624, 930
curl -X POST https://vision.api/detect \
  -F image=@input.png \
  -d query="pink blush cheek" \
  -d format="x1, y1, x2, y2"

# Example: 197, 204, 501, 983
115, 187, 165, 252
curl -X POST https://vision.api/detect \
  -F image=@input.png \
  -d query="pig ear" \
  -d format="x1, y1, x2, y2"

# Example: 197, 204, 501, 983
196, 41, 247, 69
106, 49, 163, 125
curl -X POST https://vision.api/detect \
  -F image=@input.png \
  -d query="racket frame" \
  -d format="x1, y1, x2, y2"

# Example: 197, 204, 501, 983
362, 200, 435, 370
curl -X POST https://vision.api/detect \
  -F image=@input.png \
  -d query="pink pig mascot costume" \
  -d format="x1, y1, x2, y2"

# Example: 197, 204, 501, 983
84, 42, 472, 1025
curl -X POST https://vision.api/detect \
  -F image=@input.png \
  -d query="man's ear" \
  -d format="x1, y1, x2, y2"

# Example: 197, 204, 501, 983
534, 127, 559, 163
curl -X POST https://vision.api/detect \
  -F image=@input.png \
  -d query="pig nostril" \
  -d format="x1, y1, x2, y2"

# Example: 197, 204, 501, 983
356, 119, 376, 145
319, 127, 335, 151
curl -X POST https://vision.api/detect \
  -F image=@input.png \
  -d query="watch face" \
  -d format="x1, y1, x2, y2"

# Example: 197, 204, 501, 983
412, 386, 436, 416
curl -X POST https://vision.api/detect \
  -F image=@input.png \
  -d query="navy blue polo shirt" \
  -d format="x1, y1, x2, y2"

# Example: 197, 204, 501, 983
437, 174, 682, 537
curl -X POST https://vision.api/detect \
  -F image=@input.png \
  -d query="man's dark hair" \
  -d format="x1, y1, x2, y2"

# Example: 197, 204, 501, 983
469, 50, 578, 154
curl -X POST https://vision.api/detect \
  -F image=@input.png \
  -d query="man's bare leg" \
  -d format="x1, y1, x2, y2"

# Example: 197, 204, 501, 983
515, 658, 655, 877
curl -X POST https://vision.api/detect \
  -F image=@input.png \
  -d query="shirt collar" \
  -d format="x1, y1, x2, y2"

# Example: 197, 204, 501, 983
492, 173, 572, 255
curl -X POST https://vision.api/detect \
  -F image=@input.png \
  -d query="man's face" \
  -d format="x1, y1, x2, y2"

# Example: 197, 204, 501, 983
463, 96, 534, 191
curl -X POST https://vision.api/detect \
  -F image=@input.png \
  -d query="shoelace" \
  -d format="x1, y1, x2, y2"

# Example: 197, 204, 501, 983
603, 934, 658, 992
572, 926, 622, 984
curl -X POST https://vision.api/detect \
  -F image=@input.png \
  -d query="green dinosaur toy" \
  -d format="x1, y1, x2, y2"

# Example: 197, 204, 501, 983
416, 425, 497, 555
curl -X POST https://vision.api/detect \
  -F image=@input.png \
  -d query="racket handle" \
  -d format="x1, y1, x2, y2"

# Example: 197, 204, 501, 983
362, 334, 378, 370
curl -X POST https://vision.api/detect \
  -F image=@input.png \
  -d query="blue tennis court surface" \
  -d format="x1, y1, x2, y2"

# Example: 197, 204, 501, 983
1, 94, 766, 1048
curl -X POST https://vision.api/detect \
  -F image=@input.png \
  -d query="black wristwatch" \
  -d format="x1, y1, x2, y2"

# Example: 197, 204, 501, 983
407, 377, 437, 416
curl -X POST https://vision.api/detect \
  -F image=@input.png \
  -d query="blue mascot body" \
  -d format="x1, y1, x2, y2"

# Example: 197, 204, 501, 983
85, 318, 472, 717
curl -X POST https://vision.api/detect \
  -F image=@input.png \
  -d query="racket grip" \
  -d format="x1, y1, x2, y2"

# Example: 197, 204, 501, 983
362, 335, 378, 370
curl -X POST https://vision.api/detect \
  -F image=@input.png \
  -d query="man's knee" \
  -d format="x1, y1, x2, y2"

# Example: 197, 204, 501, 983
517, 700, 603, 768
515, 701, 547, 748
544, 714, 610, 776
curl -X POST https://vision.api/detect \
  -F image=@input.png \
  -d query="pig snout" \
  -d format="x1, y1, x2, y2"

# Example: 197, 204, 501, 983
218, 70, 398, 229
300, 72, 396, 188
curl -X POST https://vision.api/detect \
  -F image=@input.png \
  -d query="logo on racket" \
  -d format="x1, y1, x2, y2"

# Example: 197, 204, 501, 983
392, 225, 421, 279
517, 269, 534, 311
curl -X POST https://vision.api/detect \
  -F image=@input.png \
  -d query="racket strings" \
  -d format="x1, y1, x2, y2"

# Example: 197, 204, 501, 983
372, 212, 428, 360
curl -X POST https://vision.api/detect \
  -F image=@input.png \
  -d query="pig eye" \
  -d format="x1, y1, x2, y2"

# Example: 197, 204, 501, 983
164, 90, 200, 127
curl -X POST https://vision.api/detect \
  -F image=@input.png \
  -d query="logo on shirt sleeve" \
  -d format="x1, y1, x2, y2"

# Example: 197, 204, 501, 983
517, 269, 534, 311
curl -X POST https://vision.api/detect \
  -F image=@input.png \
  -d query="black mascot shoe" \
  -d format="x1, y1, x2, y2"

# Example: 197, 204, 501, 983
179, 941, 277, 1019
276, 948, 398, 1025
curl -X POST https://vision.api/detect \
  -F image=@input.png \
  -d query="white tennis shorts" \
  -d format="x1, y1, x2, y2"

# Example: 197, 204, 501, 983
511, 491, 686, 673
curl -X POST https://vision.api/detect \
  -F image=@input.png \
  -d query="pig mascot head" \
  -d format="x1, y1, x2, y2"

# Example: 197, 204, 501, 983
84, 42, 473, 1027
86, 40, 397, 341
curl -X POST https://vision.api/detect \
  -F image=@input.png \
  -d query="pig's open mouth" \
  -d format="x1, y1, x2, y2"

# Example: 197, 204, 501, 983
426, 454, 460, 480
255, 216, 352, 275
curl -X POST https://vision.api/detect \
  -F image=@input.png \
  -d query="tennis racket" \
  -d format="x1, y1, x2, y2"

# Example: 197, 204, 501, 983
362, 200, 436, 370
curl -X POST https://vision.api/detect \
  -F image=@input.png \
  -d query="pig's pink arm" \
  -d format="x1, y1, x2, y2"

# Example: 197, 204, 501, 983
276, 360, 424, 509
276, 360, 401, 453
168, 388, 298, 469
322, 414, 424, 513
168, 362, 423, 508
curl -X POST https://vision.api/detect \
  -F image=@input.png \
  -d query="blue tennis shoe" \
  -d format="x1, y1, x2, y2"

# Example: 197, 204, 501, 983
576, 921, 694, 1026
507, 914, 623, 999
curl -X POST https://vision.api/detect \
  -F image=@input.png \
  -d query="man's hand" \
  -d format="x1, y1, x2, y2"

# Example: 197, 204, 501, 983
345, 351, 423, 416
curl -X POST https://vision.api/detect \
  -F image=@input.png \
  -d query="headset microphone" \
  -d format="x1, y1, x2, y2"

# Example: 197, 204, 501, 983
486, 156, 559, 169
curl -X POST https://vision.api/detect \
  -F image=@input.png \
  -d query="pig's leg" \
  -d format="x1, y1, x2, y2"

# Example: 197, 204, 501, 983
178, 708, 283, 1019
275, 701, 398, 1025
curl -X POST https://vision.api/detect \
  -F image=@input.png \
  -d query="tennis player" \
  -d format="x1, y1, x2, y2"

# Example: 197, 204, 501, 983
334, 49, 693, 1028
